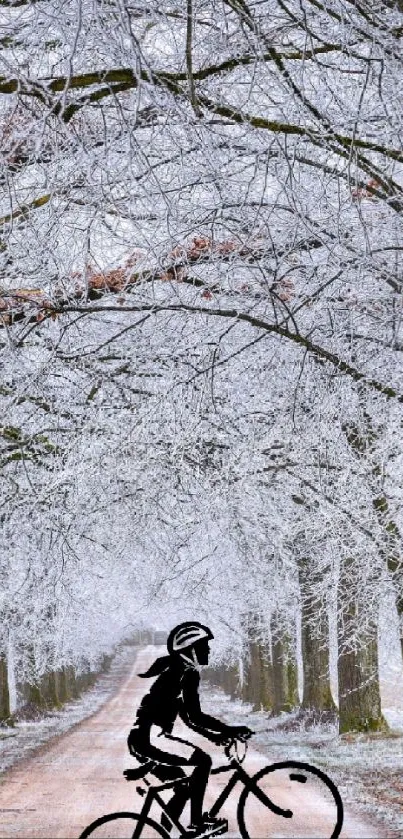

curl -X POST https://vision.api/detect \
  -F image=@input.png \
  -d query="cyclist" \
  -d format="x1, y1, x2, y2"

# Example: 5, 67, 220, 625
128, 622, 252, 838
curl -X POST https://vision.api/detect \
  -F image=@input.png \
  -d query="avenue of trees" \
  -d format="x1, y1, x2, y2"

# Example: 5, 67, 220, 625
1, 0, 403, 733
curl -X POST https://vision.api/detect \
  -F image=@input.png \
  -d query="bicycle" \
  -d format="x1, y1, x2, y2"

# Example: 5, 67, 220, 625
79, 736, 344, 839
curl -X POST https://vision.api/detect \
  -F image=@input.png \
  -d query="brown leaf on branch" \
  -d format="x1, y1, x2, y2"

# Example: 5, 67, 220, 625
351, 178, 381, 201
168, 244, 188, 261
273, 276, 295, 302
186, 236, 212, 260
0, 236, 256, 327
213, 240, 238, 255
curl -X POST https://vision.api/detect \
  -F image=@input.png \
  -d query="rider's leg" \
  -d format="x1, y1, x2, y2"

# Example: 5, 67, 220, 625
151, 764, 188, 832
130, 727, 195, 831
186, 748, 212, 826
156, 747, 212, 831
157, 733, 213, 827
129, 727, 215, 831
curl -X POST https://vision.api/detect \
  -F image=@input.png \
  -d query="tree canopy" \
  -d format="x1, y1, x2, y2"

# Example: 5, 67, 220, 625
1, 0, 402, 708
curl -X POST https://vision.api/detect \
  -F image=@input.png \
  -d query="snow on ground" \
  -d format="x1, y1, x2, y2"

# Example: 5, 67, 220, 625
202, 669, 403, 839
0, 644, 138, 777
1, 644, 402, 836
199, 610, 403, 837
201, 681, 403, 839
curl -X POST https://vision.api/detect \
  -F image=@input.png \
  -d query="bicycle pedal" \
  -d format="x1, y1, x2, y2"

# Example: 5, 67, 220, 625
136, 786, 146, 796
210, 825, 228, 838
186, 822, 228, 838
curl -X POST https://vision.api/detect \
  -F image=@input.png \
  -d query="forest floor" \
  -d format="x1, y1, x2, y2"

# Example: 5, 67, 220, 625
0, 645, 394, 838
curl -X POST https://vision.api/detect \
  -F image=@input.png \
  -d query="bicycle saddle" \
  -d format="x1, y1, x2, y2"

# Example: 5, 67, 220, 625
123, 761, 156, 781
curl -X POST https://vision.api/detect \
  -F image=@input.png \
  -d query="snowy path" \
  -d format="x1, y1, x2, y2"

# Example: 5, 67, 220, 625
0, 647, 386, 838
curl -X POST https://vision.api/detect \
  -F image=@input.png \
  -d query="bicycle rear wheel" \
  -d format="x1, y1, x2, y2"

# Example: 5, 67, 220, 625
79, 811, 170, 838
237, 760, 343, 839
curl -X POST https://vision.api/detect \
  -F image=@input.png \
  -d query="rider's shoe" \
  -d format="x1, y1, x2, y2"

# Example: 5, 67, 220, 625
185, 814, 228, 837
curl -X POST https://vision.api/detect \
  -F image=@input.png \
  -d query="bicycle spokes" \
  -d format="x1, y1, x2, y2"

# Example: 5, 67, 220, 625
237, 761, 343, 839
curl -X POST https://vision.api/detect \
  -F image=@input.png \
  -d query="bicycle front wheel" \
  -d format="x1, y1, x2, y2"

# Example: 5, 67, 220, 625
79, 811, 171, 839
237, 760, 343, 839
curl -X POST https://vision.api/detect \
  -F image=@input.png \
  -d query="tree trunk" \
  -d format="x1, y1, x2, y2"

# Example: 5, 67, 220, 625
21, 680, 46, 709
40, 671, 60, 708
242, 639, 264, 709
76, 666, 97, 693
257, 641, 274, 712
270, 635, 285, 713
19, 672, 60, 711
55, 668, 70, 704
203, 662, 241, 699
206, 625, 297, 715
287, 656, 299, 710
338, 557, 387, 734
299, 558, 336, 714
301, 616, 336, 712
240, 635, 278, 712
0, 656, 11, 722
347, 423, 403, 666
271, 634, 291, 713
65, 665, 79, 699
373, 493, 403, 660
270, 616, 299, 714
222, 664, 240, 698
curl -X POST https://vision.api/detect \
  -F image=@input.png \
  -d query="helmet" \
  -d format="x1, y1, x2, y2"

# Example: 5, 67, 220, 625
167, 622, 213, 654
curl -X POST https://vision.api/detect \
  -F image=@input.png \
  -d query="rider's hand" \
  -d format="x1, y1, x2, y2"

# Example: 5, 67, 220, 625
217, 726, 253, 745
215, 726, 253, 747
214, 734, 231, 746
230, 726, 254, 742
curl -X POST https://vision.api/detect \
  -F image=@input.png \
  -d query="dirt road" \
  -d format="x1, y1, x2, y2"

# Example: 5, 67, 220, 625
0, 647, 384, 838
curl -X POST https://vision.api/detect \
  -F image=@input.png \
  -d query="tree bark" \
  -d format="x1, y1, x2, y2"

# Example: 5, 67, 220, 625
0, 656, 11, 722
222, 664, 240, 698
65, 665, 79, 699
256, 640, 274, 712
203, 663, 240, 698
299, 557, 336, 714
270, 615, 299, 714
338, 557, 387, 734
287, 655, 299, 710
242, 639, 265, 709
373, 494, 403, 660
346, 421, 403, 665
20, 680, 45, 709
55, 668, 70, 704
40, 671, 61, 708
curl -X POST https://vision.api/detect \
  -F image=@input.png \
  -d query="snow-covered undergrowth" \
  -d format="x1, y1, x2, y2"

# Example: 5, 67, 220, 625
202, 684, 403, 839
0, 645, 138, 776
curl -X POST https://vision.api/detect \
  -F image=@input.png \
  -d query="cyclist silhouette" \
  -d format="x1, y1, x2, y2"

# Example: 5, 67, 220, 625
128, 622, 252, 838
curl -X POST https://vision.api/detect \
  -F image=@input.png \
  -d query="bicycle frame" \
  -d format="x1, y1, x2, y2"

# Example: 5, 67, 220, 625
131, 755, 290, 838
210, 760, 292, 821
132, 775, 189, 838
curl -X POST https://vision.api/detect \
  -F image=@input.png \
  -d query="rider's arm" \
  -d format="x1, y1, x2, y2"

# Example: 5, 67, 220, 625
179, 669, 233, 742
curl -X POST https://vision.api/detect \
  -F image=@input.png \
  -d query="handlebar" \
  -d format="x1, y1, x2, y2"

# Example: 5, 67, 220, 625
223, 731, 254, 764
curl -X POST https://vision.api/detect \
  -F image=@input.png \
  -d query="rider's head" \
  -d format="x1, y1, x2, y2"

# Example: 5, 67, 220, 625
167, 622, 213, 667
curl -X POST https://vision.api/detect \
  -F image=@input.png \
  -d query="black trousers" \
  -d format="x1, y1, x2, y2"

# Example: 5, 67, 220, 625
128, 724, 212, 826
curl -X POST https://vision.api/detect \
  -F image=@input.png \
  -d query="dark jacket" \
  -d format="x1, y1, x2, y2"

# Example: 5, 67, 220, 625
134, 654, 231, 741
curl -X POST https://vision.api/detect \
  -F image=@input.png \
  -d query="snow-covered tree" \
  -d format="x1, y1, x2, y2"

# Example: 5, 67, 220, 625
1, 0, 403, 730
